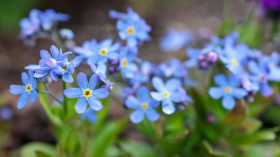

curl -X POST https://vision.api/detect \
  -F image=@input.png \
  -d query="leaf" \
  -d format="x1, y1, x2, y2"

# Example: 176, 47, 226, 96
227, 130, 276, 145
203, 141, 231, 157
20, 142, 55, 157
120, 140, 157, 157
237, 118, 262, 134
135, 118, 156, 139
86, 117, 129, 157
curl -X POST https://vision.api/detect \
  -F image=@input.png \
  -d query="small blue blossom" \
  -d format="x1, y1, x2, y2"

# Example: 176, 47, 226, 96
87, 39, 120, 64
9, 71, 38, 109
73, 39, 97, 63
248, 61, 280, 97
160, 29, 193, 52
0, 107, 13, 120
91, 63, 114, 85
125, 86, 160, 123
60, 29, 74, 39
81, 108, 98, 123
111, 7, 151, 47
151, 77, 184, 114
209, 74, 247, 110
158, 58, 187, 78
19, 9, 40, 38
41, 9, 69, 31
119, 51, 138, 78
184, 47, 201, 68
128, 61, 154, 84
64, 72, 109, 113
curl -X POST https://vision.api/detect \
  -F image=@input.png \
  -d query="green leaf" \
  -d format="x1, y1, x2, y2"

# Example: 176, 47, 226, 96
38, 83, 63, 126
135, 118, 156, 139
203, 141, 231, 157
86, 117, 129, 157
228, 130, 276, 145
237, 118, 262, 134
20, 142, 55, 157
120, 140, 157, 157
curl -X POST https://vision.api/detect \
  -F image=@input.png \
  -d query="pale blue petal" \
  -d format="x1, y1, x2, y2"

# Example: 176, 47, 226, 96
75, 97, 88, 114
64, 88, 83, 98
9, 85, 25, 95
214, 74, 227, 87
232, 88, 247, 99
222, 95, 235, 110
40, 50, 51, 60
166, 79, 181, 92
261, 83, 273, 97
162, 101, 175, 115
21, 72, 29, 85
152, 77, 165, 92
151, 92, 164, 101
137, 86, 149, 102
130, 110, 145, 123
88, 96, 103, 111
125, 96, 141, 109
89, 74, 99, 90
91, 88, 109, 99
30, 90, 38, 103
63, 72, 74, 83
146, 109, 160, 121
209, 87, 224, 99
77, 72, 88, 90
17, 92, 30, 109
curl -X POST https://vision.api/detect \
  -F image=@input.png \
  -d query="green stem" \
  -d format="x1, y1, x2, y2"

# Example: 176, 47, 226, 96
39, 91, 63, 105
62, 81, 68, 116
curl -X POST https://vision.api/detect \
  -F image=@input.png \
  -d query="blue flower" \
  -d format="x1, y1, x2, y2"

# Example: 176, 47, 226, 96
158, 58, 187, 78
112, 7, 151, 47
128, 61, 154, 84
209, 74, 247, 110
60, 29, 74, 39
91, 63, 114, 85
0, 107, 13, 120
184, 47, 201, 68
248, 61, 280, 97
64, 72, 109, 113
125, 86, 160, 123
73, 39, 97, 63
87, 39, 120, 64
160, 29, 193, 52
81, 108, 97, 123
151, 77, 184, 114
41, 9, 69, 31
119, 51, 138, 78
9, 71, 38, 109
26, 45, 82, 83
19, 9, 40, 38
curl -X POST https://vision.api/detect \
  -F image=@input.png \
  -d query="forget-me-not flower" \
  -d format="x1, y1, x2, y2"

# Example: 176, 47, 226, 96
125, 86, 160, 123
19, 9, 40, 38
209, 74, 247, 110
9, 71, 38, 109
81, 108, 98, 123
151, 77, 184, 114
64, 72, 109, 114
91, 63, 114, 85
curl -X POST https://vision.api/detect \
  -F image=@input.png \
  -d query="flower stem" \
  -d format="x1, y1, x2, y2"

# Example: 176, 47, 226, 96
62, 81, 68, 116
39, 91, 63, 105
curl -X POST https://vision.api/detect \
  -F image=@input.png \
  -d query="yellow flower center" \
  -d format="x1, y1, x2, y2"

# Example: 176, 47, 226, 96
83, 89, 92, 98
163, 92, 169, 98
26, 84, 32, 92
141, 103, 148, 110
122, 59, 127, 68
233, 60, 239, 66
225, 87, 232, 93
99, 49, 107, 56
127, 27, 134, 35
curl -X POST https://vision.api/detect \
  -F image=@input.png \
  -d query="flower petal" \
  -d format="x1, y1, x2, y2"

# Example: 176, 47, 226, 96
162, 101, 176, 115
166, 78, 181, 92
151, 92, 164, 101
88, 96, 103, 111
64, 88, 83, 98
222, 95, 235, 110
30, 90, 38, 103
62, 72, 74, 83
21, 72, 30, 85
261, 83, 273, 97
75, 97, 88, 114
89, 74, 99, 90
232, 88, 247, 99
129, 110, 144, 123
137, 86, 149, 102
40, 50, 51, 60
77, 72, 88, 90
209, 87, 224, 99
17, 92, 30, 109
9, 85, 25, 95
214, 74, 227, 87
91, 88, 109, 99
152, 77, 165, 92
146, 109, 160, 121
125, 96, 141, 109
